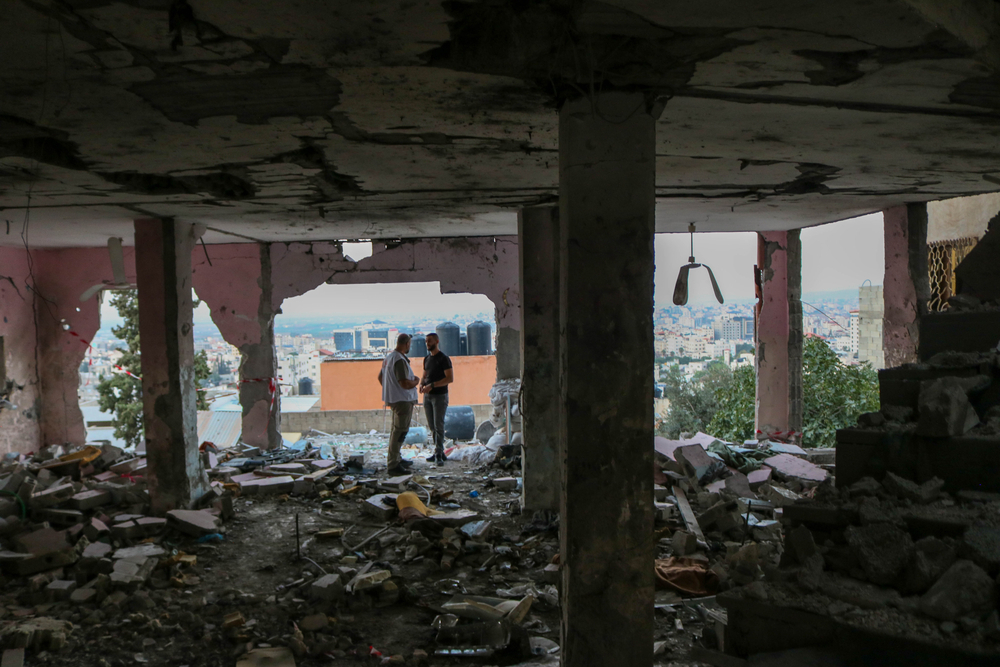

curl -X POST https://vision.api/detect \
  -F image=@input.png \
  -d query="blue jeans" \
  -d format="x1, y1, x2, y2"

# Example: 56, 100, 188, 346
424, 393, 449, 456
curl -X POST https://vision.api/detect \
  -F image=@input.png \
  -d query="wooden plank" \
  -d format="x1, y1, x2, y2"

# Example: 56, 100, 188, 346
672, 486, 705, 541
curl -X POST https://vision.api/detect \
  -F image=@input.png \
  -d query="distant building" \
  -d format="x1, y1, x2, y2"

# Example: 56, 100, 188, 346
333, 330, 355, 351
849, 311, 859, 355
858, 285, 885, 369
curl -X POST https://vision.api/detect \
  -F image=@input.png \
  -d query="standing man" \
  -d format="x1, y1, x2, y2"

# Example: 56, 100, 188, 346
420, 332, 454, 466
378, 333, 420, 475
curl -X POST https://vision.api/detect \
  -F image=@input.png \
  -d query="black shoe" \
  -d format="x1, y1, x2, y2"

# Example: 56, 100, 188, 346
386, 465, 408, 476
399, 460, 413, 469
435, 455, 445, 467
426, 454, 438, 462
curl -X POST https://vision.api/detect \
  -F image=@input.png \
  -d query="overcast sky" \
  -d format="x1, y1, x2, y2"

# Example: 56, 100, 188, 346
100, 213, 885, 325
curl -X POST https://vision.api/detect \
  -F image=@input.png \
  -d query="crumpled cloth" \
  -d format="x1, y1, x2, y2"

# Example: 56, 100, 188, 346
654, 557, 720, 596
396, 491, 441, 522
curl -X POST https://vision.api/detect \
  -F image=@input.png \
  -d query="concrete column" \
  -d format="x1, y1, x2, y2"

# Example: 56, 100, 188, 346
495, 328, 521, 380
755, 230, 803, 437
134, 219, 208, 513
518, 205, 560, 512
241, 244, 281, 449
883, 204, 929, 367
559, 92, 656, 667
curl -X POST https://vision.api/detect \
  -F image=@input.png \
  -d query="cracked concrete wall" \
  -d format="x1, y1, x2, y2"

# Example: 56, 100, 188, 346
192, 241, 355, 449
755, 230, 803, 437
883, 204, 929, 367
328, 236, 521, 379
0, 247, 41, 454
927, 192, 1000, 243
0, 245, 138, 454
192, 237, 517, 447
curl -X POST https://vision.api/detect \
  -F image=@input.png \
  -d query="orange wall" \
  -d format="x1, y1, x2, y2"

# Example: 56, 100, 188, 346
320, 356, 497, 410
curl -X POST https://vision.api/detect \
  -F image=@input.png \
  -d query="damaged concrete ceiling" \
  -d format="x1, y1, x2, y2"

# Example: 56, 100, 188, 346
2, 0, 1000, 246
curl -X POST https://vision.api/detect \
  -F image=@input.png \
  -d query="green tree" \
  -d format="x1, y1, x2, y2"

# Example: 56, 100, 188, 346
96, 291, 212, 448
706, 365, 756, 443
96, 292, 144, 448
800, 336, 880, 446
194, 350, 210, 411
704, 337, 880, 448
657, 361, 734, 438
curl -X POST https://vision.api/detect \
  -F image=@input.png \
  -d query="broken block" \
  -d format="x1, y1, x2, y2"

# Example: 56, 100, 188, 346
167, 509, 221, 537
46, 579, 77, 601
362, 494, 398, 521
675, 445, 725, 483
672, 530, 699, 556
352, 569, 391, 591
83, 518, 110, 542
1, 648, 25, 667
747, 468, 772, 490
69, 489, 112, 511
762, 453, 828, 485
28, 484, 75, 509
348, 451, 369, 468
253, 475, 295, 495
919, 559, 995, 620
69, 588, 97, 605
310, 574, 344, 602
112, 544, 165, 560
882, 472, 943, 504
109, 457, 143, 475
917, 377, 982, 437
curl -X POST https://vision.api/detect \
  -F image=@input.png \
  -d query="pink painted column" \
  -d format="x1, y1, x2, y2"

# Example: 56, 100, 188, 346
0, 247, 41, 453
883, 204, 928, 367
135, 219, 208, 512
755, 230, 803, 438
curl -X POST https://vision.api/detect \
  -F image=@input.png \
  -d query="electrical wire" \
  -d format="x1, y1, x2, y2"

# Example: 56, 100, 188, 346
801, 301, 850, 332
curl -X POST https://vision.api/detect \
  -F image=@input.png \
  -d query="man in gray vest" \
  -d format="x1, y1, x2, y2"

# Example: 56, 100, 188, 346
378, 333, 420, 475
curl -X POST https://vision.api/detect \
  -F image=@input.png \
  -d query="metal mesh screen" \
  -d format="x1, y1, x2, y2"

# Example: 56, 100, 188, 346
927, 236, 979, 312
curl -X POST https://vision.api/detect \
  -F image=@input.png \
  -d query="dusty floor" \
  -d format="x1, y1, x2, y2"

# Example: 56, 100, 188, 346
4, 447, 709, 666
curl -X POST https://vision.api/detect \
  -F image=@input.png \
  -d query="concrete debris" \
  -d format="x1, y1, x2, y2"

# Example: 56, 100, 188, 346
717, 462, 1000, 660
844, 524, 914, 586
917, 377, 981, 437
919, 560, 996, 621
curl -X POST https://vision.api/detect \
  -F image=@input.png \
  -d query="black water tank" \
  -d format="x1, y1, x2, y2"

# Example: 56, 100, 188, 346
460, 333, 468, 356
436, 322, 461, 357
298, 377, 314, 395
467, 320, 492, 355
444, 405, 476, 441
410, 334, 427, 357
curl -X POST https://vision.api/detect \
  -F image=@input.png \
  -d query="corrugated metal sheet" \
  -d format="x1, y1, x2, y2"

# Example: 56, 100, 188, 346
197, 411, 242, 449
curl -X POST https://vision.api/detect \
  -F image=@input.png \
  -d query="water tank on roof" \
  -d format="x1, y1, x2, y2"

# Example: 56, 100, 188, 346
436, 322, 461, 357
298, 377, 314, 396
467, 320, 492, 355
460, 333, 468, 356
410, 334, 427, 358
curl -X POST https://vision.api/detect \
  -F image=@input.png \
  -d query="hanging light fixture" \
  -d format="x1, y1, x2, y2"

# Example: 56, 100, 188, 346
672, 223, 724, 306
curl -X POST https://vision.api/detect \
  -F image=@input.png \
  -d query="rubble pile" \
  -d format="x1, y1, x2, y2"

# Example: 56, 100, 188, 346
648, 433, 836, 653
722, 471, 1000, 656
853, 350, 1000, 439
0, 443, 232, 666
0, 432, 575, 667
